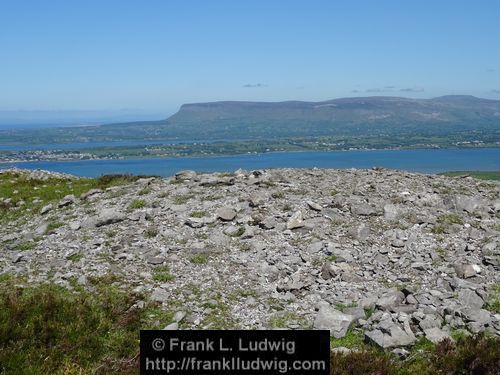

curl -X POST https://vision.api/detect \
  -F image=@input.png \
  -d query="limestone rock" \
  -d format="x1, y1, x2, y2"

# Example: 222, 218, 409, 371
313, 306, 355, 338
217, 207, 237, 221
287, 211, 304, 230
95, 208, 125, 227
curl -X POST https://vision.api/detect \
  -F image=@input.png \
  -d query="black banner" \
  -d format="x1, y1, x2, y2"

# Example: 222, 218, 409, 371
140, 330, 330, 374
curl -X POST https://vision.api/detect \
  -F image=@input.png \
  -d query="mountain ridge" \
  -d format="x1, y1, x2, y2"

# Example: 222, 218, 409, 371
1, 95, 499, 146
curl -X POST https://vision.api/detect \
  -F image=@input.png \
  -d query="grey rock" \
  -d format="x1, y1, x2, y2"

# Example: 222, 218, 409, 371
307, 241, 324, 253
458, 289, 484, 309
95, 208, 125, 227
287, 211, 304, 230
376, 290, 405, 311
461, 308, 491, 325
58, 194, 76, 208
80, 188, 103, 200
146, 256, 165, 265
313, 306, 355, 338
331, 347, 354, 354
174, 311, 187, 322
455, 264, 481, 279
343, 307, 366, 321
217, 207, 237, 221
360, 297, 378, 310
151, 288, 169, 303
260, 217, 277, 229
40, 204, 52, 215
455, 195, 483, 213
12, 253, 24, 263
306, 200, 322, 211
365, 322, 416, 348
392, 348, 410, 358
418, 315, 442, 330
411, 262, 427, 271
323, 208, 343, 222
349, 224, 370, 242
175, 170, 196, 181
249, 192, 267, 207
224, 225, 244, 237
69, 221, 81, 231
384, 204, 400, 220
163, 322, 179, 330
351, 203, 378, 216
35, 222, 49, 235
185, 218, 205, 228
424, 327, 452, 344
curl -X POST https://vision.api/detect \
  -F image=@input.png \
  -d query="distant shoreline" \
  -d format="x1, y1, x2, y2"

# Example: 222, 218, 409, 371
1, 141, 498, 164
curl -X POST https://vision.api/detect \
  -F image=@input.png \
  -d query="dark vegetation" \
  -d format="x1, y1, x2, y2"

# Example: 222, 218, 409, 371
0, 275, 175, 374
1, 276, 499, 374
331, 334, 500, 375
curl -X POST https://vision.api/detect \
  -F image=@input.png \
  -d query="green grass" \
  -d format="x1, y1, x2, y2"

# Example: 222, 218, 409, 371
431, 224, 446, 234
268, 311, 308, 329
66, 253, 83, 262
330, 333, 500, 375
0, 277, 145, 374
15, 241, 36, 251
227, 226, 245, 237
364, 307, 375, 319
0, 172, 145, 224
439, 171, 500, 181
144, 227, 159, 238
334, 302, 357, 312
437, 213, 463, 225
0, 172, 95, 224
138, 187, 152, 195
485, 283, 500, 313
330, 329, 365, 349
190, 253, 209, 264
45, 221, 64, 234
152, 266, 175, 282
172, 194, 193, 205
129, 199, 146, 209
95, 174, 150, 188
199, 293, 238, 329
190, 210, 208, 218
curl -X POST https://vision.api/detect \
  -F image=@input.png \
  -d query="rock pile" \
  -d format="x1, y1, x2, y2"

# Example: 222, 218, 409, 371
1, 167, 499, 350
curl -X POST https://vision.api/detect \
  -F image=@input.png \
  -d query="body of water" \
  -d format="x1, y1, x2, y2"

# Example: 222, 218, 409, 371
1, 148, 498, 177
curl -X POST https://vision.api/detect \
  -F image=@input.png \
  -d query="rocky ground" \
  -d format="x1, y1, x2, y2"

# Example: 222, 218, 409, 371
1, 167, 499, 353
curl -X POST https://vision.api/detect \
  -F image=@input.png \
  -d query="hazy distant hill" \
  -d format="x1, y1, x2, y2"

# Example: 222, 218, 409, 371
1, 95, 500, 145
163, 95, 500, 138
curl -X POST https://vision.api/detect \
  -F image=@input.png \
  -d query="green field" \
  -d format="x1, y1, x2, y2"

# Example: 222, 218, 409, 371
439, 171, 500, 181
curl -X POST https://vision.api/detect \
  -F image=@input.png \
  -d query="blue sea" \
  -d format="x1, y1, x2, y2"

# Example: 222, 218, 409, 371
1, 148, 499, 177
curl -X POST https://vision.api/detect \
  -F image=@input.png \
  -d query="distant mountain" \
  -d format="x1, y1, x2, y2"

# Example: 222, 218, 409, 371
1, 96, 499, 145
161, 95, 500, 139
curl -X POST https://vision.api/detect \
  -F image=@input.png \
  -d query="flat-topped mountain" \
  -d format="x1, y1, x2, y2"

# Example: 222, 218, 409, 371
149, 95, 500, 139
2, 95, 499, 145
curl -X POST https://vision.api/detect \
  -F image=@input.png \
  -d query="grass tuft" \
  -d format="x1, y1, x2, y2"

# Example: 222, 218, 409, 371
190, 253, 209, 264
129, 199, 146, 209
152, 266, 175, 282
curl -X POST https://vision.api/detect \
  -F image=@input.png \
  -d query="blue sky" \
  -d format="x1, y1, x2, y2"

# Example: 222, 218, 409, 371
1, 0, 500, 116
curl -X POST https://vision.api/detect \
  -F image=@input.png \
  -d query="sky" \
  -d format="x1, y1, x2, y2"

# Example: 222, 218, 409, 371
1, 0, 500, 118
